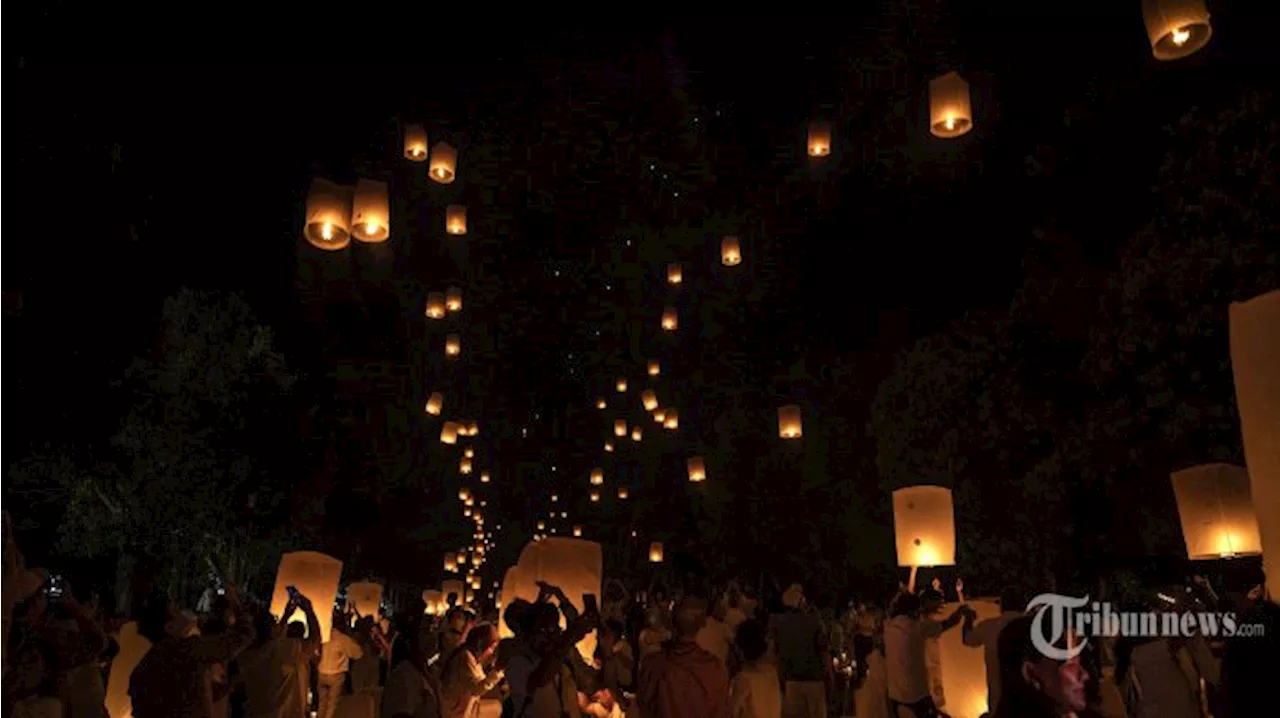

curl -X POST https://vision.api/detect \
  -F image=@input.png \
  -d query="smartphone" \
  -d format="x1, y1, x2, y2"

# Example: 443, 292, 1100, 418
582, 593, 599, 618
286, 585, 302, 603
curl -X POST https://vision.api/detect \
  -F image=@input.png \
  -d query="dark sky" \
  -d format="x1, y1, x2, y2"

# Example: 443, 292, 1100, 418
7, 4, 1278, 577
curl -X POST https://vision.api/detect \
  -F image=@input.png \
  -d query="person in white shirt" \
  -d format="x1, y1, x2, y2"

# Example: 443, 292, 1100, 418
235, 595, 321, 718
384, 630, 441, 718
883, 591, 971, 717
318, 613, 366, 718
439, 623, 505, 718
730, 619, 781, 718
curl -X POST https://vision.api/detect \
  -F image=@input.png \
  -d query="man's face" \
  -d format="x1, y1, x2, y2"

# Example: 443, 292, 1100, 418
1028, 655, 1089, 713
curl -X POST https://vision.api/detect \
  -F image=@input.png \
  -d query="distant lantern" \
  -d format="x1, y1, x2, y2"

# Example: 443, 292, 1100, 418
464, 447, 474, 459
464, 420, 480, 437
350, 179, 391, 244
444, 554, 458, 572
465, 497, 474, 507
631, 426, 643, 442
446, 205, 468, 235
892, 485, 957, 567
1171, 464, 1262, 560
551, 494, 558, 502
807, 120, 832, 157
662, 307, 678, 331
480, 472, 491, 484
648, 360, 661, 376
687, 456, 707, 483
604, 442, 614, 453
460, 458, 473, 474
667, 263, 683, 285
573, 525, 583, 537
456, 551, 468, 565
425, 392, 444, 416
649, 542, 664, 563
654, 408, 667, 423
614, 420, 627, 437
664, 408, 679, 430
641, 390, 659, 412
430, 141, 458, 183
426, 293, 446, 319
590, 490, 601, 503
778, 405, 803, 439
616, 378, 628, 393
537, 521, 546, 530
404, 124, 429, 162
928, 72, 973, 139
458, 488, 471, 502
303, 178, 353, 251
441, 422, 459, 444
470, 575, 482, 589
617, 487, 629, 499
446, 287, 463, 312
590, 468, 604, 486
721, 236, 742, 266
445, 334, 461, 358
596, 398, 607, 410
1142, 0, 1212, 60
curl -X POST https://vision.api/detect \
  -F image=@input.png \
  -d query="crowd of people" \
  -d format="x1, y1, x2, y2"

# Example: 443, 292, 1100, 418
4, 523, 1278, 718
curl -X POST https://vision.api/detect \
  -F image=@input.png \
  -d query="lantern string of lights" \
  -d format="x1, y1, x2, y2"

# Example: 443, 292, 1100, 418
300, 0, 1213, 576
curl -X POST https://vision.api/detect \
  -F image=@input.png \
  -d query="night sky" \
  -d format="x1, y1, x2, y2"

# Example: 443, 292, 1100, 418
7, 4, 1279, 590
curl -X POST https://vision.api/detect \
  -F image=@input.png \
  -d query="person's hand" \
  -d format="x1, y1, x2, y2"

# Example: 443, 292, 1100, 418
931, 577, 942, 592
955, 578, 964, 594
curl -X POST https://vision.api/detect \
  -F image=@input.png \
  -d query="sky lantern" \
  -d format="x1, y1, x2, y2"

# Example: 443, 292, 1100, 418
303, 178, 353, 251
446, 287, 463, 312
778, 405, 803, 439
480, 472, 491, 484
537, 521, 546, 531
464, 420, 480, 437
662, 307, 678, 331
590, 468, 604, 486
648, 360, 661, 376
1230, 290, 1280, 598
458, 488, 471, 502
446, 205, 467, 235
350, 179, 390, 243
1142, 0, 1212, 60
807, 120, 832, 157
630, 426, 643, 442
616, 378, 628, 392
687, 456, 706, 483
653, 408, 667, 423
649, 542, 664, 563
346, 581, 383, 619
604, 442, 614, 453
667, 263, 683, 284
1171, 464, 1262, 559
430, 141, 458, 183
596, 397, 607, 410
928, 72, 973, 139
460, 458, 473, 475
617, 487, 628, 499
663, 408, 679, 430
456, 551, 468, 565
721, 236, 742, 266
464, 447, 474, 459
573, 525, 583, 537
425, 392, 444, 416
938, 598, 1001, 718
892, 485, 957, 567
270, 551, 343, 642
441, 422, 459, 444
614, 420, 627, 437
445, 334, 461, 358
641, 389, 658, 412
590, 490, 601, 503
426, 292, 446, 319
444, 554, 458, 572
403, 124, 428, 161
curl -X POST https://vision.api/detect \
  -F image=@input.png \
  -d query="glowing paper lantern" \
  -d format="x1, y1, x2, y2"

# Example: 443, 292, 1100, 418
430, 142, 458, 183
456, 551, 467, 565
104, 621, 151, 718
649, 542, 664, 563
641, 390, 658, 411
498, 538, 604, 661
892, 485, 957, 567
1230, 290, 1280, 598
441, 579, 465, 605
458, 488, 471, 501
631, 426, 643, 442
573, 525, 583, 537
464, 447, 474, 459
444, 554, 458, 572
596, 397, 607, 409
648, 360, 661, 376
350, 178, 390, 243
441, 422, 459, 444
664, 408, 679, 430
346, 581, 383, 618
426, 292, 446, 319
778, 405, 803, 439
617, 487, 629, 499
460, 458, 473, 474
445, 334, 461, 357
667, 263, 683, 284
270, 551, 343, 642
445, 205, 467, 235
662, 307, 678, 331
425, 392, 443, 416
616, 378, 628, 393
614, 420, 628, 437
1171, 464, 1262, 559
404, 124, 428, 162
687, 456, 706, 482
604, 442, 614, 453
928, 72, 973, 139
1142, 0, 1212, 60
807, 121, 832, 157
446, 287, 463, 312
721, 236, 742, 266
481, 472, 490, 484
303, 178, 353, 251
590, 491, 600, 503
590, 468, 604, 486
422, 589, 444, 615
537, 520, 546, 530
654, 408, 667, 423
937, 599, 1001, 718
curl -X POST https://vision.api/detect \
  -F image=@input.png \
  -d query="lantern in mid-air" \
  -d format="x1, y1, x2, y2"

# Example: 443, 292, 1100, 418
350, 179, 390, 244
807, 121, 832, 157
446, 287, 463, 312
630, 426, 643, 442
430, 141, 457, 183
687, 456, 707, 483
662, 307, 678, 331
892, 485, 957, 567
446, 205, 467, 235
445, 334, 461, 357
617, 487, 629, 499
590, 468, 604, 486
648, 360, 661, 376
721, 236, 742, 266
614, 420, 627, 437
667, 263, 683, 284
441, 422, 459, 444
596, 398, 607, 410
404, 124, 429, 161
641, 390, 659, 412
604, 442, 614, 453
649, 542, 664, 563
425, 392, 444, 416
928, 72, 973, 139
426, 292, 446, 319
778, 405, 803, 439
1142, 0, 1212, 60
1171, 464, 1262, 560
303, 178, 353, 251
616, 378, 628, 393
